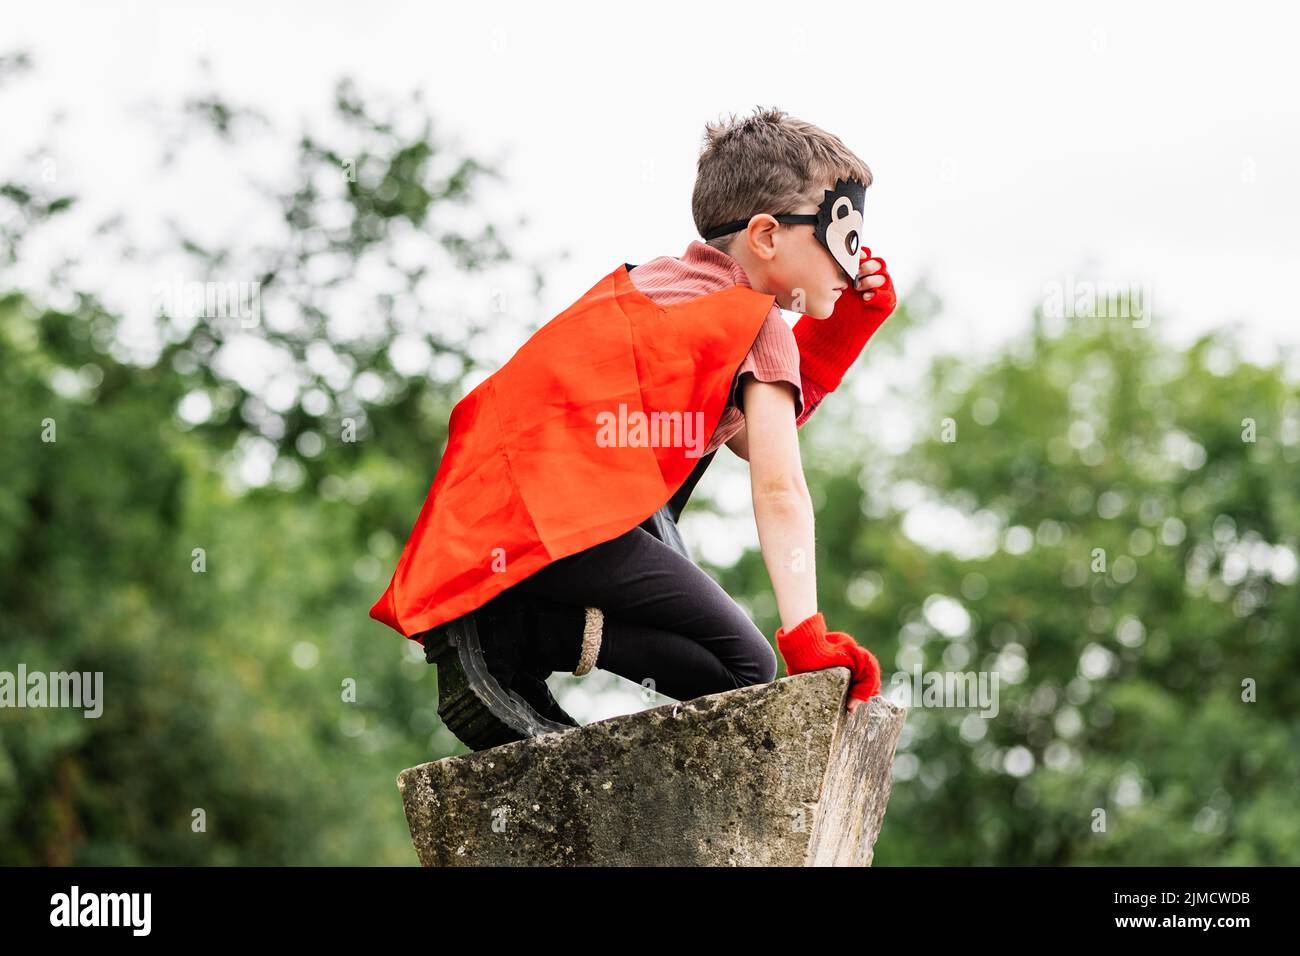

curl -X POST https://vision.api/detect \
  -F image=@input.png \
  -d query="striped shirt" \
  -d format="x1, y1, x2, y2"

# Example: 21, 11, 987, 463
627, 240, 828, 455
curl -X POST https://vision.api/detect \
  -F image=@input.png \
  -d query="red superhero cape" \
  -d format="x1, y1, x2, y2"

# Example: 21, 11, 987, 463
370, 261, 779, 643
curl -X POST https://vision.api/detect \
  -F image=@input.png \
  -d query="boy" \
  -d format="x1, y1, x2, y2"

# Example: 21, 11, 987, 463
370, 107, 897, 749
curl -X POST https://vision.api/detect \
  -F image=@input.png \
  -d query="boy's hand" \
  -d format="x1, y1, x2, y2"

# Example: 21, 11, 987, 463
854, 257, 886, 298
793, 246, 897, 394
851, 249, 896, 314
776, 611, 882, 712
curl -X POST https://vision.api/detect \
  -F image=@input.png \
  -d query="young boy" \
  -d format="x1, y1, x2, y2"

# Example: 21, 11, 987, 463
370, 107, 897, 749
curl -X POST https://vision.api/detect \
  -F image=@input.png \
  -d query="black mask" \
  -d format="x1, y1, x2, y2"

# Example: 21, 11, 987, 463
701, 177, 867, 283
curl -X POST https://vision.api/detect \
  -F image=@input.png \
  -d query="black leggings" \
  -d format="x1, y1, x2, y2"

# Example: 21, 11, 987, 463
508, 451, 777, 702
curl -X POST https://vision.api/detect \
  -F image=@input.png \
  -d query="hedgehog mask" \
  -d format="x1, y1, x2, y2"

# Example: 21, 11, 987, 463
700, 176, 867, 283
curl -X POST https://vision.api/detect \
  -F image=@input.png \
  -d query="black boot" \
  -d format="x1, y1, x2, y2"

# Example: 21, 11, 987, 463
521, 596, 597, 677
425, 589, 580, 751
510, 672, 580, 728
510, 593, 583, 726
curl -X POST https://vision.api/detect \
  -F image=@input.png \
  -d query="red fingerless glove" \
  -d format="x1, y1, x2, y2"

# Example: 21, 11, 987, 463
775, 611, 882, 703
792, 247, 897, 395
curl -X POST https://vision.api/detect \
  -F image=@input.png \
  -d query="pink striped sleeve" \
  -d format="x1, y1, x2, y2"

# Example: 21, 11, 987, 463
729, 307, 804, 419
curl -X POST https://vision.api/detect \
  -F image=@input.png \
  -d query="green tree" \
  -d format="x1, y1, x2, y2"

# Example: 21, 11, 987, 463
3, 48, 1295, 866
793, 311, 1300, 864
0, 56, 551, 864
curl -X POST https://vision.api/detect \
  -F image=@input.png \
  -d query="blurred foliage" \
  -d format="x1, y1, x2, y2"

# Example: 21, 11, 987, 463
0, 56, 537, 865
788, 312, 1300, 864
1, 51, 1297, 865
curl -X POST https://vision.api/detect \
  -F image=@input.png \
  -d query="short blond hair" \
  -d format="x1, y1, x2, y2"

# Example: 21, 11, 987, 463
692, 106, 873, 254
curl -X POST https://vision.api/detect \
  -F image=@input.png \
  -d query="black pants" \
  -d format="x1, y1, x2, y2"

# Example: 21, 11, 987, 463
508, 450, 777, 702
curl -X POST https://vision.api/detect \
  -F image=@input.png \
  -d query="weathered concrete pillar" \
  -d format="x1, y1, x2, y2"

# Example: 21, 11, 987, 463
397, 668, 907, 866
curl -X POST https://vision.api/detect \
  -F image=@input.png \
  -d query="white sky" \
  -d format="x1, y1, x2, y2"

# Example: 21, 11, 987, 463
5, 0, 1298, 369
7, 0, 1298, 543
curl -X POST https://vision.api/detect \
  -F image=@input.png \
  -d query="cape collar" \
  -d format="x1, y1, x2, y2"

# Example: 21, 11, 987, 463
679, 239, 754, 290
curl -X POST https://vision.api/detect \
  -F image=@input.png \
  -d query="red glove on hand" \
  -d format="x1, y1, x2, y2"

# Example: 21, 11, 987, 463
792, 247, 897, 394
775, 611, 882, 708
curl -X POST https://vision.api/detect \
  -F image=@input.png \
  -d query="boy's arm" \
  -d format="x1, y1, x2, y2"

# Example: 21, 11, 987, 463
742, 375, 818, 630
727, 369, 830, 459
743, 375, 884, 712
724, 424, 749, 461
792, 378, 830, 430
728, 373, 830, 459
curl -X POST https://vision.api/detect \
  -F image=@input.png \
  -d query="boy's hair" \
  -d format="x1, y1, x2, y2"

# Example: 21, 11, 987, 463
692, 106, 873, 255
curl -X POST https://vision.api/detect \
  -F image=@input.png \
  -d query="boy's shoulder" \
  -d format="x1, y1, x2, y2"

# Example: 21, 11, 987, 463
626, 240, 752, 306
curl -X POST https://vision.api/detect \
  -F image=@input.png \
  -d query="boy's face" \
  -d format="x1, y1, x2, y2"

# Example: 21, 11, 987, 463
739, 180, 860, 320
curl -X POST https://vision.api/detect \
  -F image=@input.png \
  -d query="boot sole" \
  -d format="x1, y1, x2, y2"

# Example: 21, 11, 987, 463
425, 611, 579, 752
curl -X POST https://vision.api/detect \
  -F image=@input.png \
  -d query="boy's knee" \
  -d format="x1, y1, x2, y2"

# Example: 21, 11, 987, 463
758, 640, 778, 683
734, 638, 778, 688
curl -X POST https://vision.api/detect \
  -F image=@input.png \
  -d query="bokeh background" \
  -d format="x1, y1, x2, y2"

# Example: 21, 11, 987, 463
2, 1, 1298, 865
